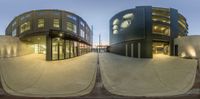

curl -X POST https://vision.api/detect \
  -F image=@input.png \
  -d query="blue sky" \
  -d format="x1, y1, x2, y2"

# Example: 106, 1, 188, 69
0, 0, 199, 45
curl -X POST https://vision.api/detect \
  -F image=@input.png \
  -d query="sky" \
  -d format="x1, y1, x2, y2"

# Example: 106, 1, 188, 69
0, 0, 200, 46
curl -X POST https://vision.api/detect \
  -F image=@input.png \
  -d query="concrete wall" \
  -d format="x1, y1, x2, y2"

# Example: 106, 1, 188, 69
0, 36, 34, 58
174, 35, 200, 58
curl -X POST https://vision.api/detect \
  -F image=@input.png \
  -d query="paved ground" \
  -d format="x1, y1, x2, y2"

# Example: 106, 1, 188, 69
100, 53, 197, 96
0, 52, 199, 99
0, 53, 97, 97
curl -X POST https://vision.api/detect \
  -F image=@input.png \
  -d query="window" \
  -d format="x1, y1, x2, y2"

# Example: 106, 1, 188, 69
52, 12, 60, 16
66, 22, 77, 33
112, 18, 119, 34
12, 21, 16, 27
80, 21, 85, 27
121, 13, 134, 29
152, 25, 170, 36
53, 19, 60, 28
80, 29, 85, 38
12, 29, 17, 36
20, 21, 30, 33
20, 14, 30, 21
38, 19, 44, 28
67, 14, 77, 21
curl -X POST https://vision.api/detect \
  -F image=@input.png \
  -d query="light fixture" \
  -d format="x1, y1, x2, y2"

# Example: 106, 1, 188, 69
59, 33, 63, 37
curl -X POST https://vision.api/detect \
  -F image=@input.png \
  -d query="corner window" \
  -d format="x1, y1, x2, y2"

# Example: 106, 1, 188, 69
20, 21, 31, 33
66, 22, 77, 33
53, 19, 60, 28
38, 19, 44, 28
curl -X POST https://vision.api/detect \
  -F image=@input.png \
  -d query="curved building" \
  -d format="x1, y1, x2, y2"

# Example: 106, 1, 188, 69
6, 9, 93, 61
109, 6, 188, 58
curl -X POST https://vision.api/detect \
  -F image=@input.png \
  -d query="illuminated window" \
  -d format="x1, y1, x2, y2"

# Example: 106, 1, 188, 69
113, 19, 119, 25
121, 13, 134, 29
20, 21, 30, 33
66, 22, 77, 33
53, 19, 60, 28
12, 29, 16, 36
112, 18, 119, 34
152, 25, 170, 36
38, 19, 44, 28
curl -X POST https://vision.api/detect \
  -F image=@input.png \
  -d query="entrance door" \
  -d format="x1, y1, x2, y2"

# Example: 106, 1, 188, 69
52, 38, 64, 60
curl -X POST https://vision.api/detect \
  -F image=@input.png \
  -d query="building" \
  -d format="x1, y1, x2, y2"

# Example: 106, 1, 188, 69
5, 9, 93, 61
109, 6, 188, 58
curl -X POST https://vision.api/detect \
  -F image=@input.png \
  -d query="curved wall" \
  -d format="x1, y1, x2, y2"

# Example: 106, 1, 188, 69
109, 6, 188, 58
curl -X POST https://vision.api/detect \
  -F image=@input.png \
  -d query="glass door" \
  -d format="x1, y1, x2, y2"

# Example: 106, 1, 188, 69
52, 38, 64, 60
52, 40, 58, 60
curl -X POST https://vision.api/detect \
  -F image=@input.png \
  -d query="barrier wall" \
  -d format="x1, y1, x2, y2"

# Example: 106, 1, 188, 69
174, 35, 200, 58
0, 36, 34, 58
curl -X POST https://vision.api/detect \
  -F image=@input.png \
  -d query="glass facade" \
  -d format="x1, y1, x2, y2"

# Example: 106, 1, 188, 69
51, 38, 90, 60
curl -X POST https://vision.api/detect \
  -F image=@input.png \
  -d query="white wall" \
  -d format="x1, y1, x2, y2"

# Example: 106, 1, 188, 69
0, 36, 34, 58
174, 35, 200, 58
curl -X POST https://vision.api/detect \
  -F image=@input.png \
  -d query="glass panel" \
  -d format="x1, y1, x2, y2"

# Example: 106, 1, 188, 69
70, 41, 74, 57
52, 39, 58, 60
38, 19, 44, 28
59, 41, 64, 60
52, 38, 64, 60
67, 14, 77, 21
74, 42, 77, 57
65, 40, 70, 59
67, 22, 77, 33
20, 21, 31, 33
153, 42, 169, 55
12, 29, 16, 36
80, 29, 85, 38
53, 19, 60, 28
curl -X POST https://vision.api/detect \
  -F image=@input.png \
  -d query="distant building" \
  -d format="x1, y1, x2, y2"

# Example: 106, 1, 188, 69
5, 9, 93, 61
109, 6, 188, 58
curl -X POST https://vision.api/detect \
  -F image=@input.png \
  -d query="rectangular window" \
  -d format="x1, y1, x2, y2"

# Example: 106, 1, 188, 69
20, 21, 30, 33
67, 14, 77, 21
80, 21, 85, 27
12, 29, 17, 36
80, 29, 85, 38
38, 19, 44, 28
53, 19, 60, 28
66, 22, 77, 33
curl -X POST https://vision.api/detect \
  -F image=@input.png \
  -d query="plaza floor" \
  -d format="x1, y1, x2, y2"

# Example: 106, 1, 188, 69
100, 53, 197, 96
0, 53, 97, 97
0, 52, 199, 99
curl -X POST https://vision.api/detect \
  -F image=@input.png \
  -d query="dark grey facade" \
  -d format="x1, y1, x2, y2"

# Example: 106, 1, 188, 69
109, 6, 188, 58
6, 9, 93, 61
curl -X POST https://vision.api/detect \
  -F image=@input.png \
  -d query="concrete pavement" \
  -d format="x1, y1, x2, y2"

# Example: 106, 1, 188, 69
0, 53, 97, 97
100, 53, 197, 96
